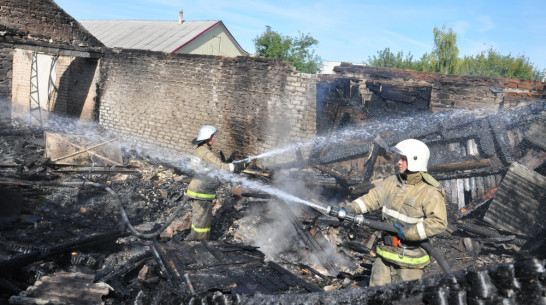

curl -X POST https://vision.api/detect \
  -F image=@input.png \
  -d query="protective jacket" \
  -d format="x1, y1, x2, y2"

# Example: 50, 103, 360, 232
187, 145, 234, 200
347, 171, 447, 241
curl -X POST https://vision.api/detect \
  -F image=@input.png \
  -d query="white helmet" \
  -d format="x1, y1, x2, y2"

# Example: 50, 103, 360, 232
391, 139, 430, 172
193, 125, 216, 144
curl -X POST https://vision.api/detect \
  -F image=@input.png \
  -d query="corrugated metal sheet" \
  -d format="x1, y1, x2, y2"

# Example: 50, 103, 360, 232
79, 20, 247, 55
483, 162, 546, 237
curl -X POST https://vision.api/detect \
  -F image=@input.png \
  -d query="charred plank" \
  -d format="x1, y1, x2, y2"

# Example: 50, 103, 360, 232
267, 261, 321, 293
0, 230, 128, 272
429, 158, 492, 173
488, 115, 514, 164
93, 250, 152, 283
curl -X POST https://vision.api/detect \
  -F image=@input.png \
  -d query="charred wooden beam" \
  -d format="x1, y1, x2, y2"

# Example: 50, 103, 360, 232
341, 240, 371, 254
455, 187, 497, 220
440, 118, 496, 158
518, 149, 546, 170
0, 230, 128, 272
524, 122, 546, 151
477, 119, 497, 157
428, 158, 492, 173
298, 263, 329, 280
456, 222, 503, 238
240, 192, 271, 199
153, 241, 319, 296
150, 242, 186, 290
440, 113, 477, 130
241, 169, 270, 178
9, 272, 111, 305
312, 164, 351, 183
488, 115, 514, 164
288, 170, 366, 186
348, 181, 376, 199
94, 250, 152, 283
267, 261, 321, 293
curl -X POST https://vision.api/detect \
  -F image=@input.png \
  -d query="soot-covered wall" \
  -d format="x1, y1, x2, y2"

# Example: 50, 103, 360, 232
97, 49, 317, 164
317, 64, 545, 133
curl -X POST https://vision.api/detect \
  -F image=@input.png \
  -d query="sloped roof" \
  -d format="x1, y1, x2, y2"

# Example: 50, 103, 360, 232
80, 20, 242, 53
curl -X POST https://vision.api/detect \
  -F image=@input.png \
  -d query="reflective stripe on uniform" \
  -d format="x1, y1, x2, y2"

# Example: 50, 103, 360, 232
354, 198, 368, 213
382, 206, 424, 224
191, 224, 211, 233
187, 189, 216, 199
416, 222, 427, 239
376, 246, 430, 266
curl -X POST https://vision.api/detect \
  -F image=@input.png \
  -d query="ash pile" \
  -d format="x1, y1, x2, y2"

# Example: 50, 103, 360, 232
1, 102, 545, 305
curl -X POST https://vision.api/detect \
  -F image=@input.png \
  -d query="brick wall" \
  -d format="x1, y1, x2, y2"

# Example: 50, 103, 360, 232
0, 0, 103, 49
97, 50, 317, 164
332, 64, 544, 112
0, 43, 14, 103
10, 48, 100, 122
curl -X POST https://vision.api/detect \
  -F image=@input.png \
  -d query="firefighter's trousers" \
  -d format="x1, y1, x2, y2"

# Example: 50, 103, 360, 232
369, 257, 423, 286
186, 198, 213, 241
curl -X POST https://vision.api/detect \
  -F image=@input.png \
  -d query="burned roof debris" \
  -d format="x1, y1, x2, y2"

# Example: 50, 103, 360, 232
1, 99, 545, 304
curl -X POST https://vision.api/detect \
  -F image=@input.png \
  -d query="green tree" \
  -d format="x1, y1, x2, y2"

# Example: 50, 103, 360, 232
365, 47, 422, 70
363, 25, 542, 81
459, 49, 542, 80
431, 25, 459, 74
254, 30, 322, 73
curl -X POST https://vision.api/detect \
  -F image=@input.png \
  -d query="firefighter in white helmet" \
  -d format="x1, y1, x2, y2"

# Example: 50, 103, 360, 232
344, 139, 447, 286
186, 125, 248, 240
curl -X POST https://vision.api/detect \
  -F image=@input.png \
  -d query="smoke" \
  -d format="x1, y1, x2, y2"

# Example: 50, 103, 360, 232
241, 201, 299, 261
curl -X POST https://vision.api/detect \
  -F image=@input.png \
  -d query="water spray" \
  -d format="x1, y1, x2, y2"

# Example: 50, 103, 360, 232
232, 109, 473, 165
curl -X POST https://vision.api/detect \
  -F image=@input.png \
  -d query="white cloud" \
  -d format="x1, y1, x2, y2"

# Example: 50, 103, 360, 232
381, 29, 431, 49
477, 15, 495, 33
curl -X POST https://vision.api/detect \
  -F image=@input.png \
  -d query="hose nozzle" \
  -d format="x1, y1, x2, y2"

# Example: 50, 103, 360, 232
326, 206, 364, 225
233, 156, 253, 164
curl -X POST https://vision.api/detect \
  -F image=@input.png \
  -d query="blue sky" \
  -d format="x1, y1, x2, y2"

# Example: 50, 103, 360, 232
55, 0, 546, 72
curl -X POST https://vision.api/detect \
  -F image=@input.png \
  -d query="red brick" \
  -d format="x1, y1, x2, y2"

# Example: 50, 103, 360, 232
517, 83, 534, 90
505, 82, 518, 89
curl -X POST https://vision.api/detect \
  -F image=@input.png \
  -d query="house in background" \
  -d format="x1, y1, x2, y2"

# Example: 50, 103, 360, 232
80, 12, 248, 57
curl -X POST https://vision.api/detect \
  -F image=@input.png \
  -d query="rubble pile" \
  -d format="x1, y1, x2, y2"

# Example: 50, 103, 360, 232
0, 103, 545, 304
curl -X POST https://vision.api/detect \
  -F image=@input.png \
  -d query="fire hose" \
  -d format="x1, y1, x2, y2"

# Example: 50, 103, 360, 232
117, 192, 188, 239
325, 206, 452, 274
57, 181, 188, 240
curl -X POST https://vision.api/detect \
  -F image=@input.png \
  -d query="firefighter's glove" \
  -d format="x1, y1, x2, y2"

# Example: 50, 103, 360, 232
393, 223, 406, 240
233, 161, 249, 173
343, 202, 357, 214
